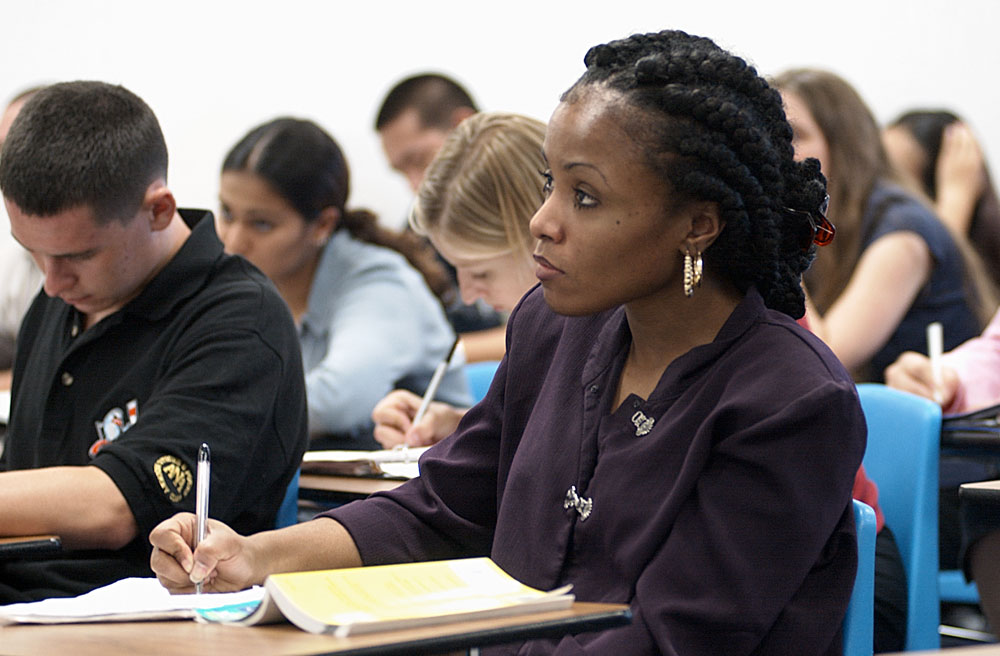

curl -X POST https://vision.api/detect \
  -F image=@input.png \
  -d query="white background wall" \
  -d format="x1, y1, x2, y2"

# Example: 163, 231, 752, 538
3, 0, 998, 229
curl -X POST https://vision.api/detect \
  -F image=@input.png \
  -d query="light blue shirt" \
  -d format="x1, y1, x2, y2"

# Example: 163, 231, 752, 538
298, 230, 471, 444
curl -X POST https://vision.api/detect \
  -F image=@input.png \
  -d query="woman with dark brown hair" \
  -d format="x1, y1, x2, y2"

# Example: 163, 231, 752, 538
775, 69, 994, 383
217, 118, 470, 446
884, 110, 1000, 287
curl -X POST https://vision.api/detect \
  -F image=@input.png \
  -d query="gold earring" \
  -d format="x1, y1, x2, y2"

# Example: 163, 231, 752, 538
684, 248, 703, 298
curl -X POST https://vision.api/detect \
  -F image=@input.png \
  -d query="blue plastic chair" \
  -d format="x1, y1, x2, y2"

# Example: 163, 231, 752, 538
845, 500, 877, 656
465, 360, 500, 404
275, 469, 300, 529
939, 569, 980, 604
858, 383, 942, 650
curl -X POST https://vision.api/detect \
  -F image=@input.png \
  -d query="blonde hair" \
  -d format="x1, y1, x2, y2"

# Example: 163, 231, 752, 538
410, 112, 546, 259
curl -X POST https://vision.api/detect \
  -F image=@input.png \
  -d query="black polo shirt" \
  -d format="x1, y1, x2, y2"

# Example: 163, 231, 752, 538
0, 209, 307, 602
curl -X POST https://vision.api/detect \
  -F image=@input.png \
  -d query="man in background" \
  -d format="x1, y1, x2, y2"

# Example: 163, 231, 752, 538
375, 74, 504, 353
375, 73, 478, 193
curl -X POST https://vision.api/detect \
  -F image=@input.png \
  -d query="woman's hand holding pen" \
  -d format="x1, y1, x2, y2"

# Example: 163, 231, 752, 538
372, 389, 466, 448
884, 350, 961, 408
151, 513, 363, 592
149, 512, 258, 594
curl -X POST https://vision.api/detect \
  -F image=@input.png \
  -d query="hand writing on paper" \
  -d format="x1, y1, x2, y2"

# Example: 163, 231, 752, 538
372, 389, 466, 448
885, 351, 960, 409
149, 512, 257, 594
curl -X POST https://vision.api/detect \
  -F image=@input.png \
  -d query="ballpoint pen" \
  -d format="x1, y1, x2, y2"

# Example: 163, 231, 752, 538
390, 338, 460, 459
413, 338, 461, 429
194, 442, 211, 594
927, 322, 943, 405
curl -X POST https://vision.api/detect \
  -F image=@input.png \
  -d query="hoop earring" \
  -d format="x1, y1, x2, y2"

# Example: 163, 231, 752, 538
683, 248, 703, 298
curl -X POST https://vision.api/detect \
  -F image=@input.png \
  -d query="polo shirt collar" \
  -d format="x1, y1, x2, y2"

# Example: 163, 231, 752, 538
123, 209, 222, 322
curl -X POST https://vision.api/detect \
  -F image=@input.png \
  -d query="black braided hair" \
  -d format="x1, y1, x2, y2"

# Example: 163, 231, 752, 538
565, 30, 827, 317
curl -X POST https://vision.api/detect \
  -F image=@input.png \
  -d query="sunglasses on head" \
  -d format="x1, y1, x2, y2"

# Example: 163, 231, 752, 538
786, 195, 834, 252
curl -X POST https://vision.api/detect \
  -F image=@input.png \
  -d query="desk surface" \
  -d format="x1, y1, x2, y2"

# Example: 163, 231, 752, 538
887, 645, 1000, 655
0, 601, 630, 656
299, 473, 405, 497
0, 535, 62, 559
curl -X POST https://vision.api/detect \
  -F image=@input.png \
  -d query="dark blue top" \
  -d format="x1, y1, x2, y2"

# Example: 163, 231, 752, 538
862, 181, 980, 381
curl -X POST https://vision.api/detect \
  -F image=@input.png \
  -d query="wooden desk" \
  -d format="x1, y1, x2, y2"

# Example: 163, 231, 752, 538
0, 602, 630, 656
0, 535, 61, 559
886, 645, 1000, 655
298, 473, 405, 497
959, 479, 1000, 539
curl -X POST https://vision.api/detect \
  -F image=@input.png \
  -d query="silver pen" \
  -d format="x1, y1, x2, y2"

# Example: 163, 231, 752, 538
194, 442, 211, 594
412, 338, 461, 427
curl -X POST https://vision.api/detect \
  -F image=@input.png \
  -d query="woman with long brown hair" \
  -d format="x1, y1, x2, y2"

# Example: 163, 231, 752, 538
775, 69, 994, 383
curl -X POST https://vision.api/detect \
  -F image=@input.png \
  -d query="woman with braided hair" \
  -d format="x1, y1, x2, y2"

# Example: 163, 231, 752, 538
151, 31, 865, 655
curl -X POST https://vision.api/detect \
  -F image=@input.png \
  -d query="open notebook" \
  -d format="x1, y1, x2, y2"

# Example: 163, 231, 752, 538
0, 558, 574, 637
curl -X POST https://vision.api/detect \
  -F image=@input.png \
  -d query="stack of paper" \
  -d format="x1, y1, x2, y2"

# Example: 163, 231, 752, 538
301, 445, 430, 479
0, 578, 263, 625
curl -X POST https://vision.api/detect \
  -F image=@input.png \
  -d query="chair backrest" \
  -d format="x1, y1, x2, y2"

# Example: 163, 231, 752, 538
857, 383, 941, 651
939, 568, 980, 604
275, 468, 300, 529
845, 500, 877, 656
465, 360, 501, 404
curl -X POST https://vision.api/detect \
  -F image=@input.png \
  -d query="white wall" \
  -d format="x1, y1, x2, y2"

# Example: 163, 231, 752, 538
3, 0, 998, 229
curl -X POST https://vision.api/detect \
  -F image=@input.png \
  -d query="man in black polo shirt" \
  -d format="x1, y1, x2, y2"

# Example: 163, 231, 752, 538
0, 81, 307, 602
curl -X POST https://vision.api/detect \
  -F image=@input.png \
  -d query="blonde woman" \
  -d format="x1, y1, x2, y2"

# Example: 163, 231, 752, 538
372, 112, 546, 447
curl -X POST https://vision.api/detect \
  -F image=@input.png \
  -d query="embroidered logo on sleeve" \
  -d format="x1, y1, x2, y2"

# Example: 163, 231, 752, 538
89, 399, 139, 457
153, 455, 193, 503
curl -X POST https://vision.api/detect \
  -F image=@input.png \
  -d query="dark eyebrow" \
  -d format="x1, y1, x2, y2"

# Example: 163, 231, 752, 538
11, 233, 98, 260
564, 162, 608, 185
11, 234, 100, 260
541, 148, 609, 185
57, 248, 101, 260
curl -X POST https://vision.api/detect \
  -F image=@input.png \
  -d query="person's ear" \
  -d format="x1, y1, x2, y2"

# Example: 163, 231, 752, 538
449, 106, 476, 129
680, 201, 725, 255
146, 181, 177, 232
313, 207, 341, 247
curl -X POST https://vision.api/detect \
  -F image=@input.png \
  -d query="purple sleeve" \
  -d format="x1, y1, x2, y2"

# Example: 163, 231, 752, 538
323, 358, 510, 564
